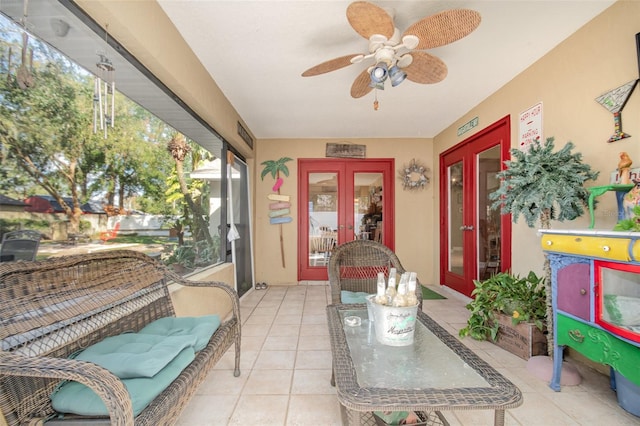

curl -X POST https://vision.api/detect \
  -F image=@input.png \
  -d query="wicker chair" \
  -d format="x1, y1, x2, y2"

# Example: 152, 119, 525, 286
328, 239, 422, 307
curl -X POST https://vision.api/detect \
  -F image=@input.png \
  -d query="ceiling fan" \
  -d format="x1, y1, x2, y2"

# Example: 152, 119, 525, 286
301, 1, 481, 99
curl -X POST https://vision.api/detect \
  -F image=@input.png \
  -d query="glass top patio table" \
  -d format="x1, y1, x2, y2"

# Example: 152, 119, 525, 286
326, 304, 523, 426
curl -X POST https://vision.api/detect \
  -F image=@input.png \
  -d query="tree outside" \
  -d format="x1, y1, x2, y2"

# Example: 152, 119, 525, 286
0, 15, 216, 268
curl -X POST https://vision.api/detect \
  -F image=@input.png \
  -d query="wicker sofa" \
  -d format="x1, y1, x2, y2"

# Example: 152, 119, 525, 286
0, 250, 241, 426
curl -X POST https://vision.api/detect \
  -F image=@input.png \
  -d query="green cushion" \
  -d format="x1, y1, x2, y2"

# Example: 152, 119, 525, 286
373, 411, 415, 425
139, 315, 221, 352
341, 290, 373, 304
73, 333, 197, 378
52, 346, 195, 417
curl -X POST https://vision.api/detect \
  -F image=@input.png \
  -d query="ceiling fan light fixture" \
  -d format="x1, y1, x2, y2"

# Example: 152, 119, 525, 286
389, 65, 407, 87
370, 61, 388, 84
368, 80, 384, 90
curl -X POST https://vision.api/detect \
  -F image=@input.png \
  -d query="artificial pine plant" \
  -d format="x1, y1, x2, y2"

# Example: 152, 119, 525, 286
489, 137, 599, 354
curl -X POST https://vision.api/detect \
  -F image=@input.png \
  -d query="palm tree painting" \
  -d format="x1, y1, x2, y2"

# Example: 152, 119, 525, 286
261, 157, 293, 268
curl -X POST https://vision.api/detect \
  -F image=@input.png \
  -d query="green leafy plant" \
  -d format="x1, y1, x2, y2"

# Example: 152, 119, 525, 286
614, 205, 640, 231
163, 245, 196, 269
459, 271, 547, 341
488, 137, 598, 354
490, 137, 599, 229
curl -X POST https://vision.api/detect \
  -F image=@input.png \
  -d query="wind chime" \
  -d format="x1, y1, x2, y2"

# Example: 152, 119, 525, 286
7, 0, 35, 90
93, 25, 115, 139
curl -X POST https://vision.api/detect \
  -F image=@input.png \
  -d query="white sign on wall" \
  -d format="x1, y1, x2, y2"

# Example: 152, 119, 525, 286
519, 102, 543, 151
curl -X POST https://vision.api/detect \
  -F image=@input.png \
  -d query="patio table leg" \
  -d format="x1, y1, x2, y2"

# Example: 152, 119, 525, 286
494, 409, 505, 426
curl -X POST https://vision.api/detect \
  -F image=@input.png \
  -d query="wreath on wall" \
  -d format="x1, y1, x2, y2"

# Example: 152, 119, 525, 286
399, 159, 429, 190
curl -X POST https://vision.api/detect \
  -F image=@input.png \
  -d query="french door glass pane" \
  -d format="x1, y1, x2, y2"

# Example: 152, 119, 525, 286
308, 173, 337, 267
354, 173, 383, 242
477, 146, 501, 279
448, 162, 464, 275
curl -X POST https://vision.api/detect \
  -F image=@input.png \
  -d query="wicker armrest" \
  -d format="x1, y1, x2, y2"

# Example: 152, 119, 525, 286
0, 352, 134, 426
165, 272, 241, 323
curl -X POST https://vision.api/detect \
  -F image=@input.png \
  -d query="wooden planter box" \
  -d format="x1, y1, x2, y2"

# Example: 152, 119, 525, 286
491, 312, 547, 360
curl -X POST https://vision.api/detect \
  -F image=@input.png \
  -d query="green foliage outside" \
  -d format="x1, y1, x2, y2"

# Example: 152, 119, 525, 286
162, 237, 220, 270
106, 235, 169, 245
0, 17, 177, 232
459, 271, 547, 341
0, 16, 218, 269
0, 218, 50, 236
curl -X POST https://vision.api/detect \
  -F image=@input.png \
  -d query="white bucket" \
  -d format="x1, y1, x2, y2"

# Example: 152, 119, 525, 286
369, 299, 419, 346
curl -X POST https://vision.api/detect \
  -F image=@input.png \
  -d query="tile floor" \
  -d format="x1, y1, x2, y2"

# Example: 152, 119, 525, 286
176, 283, 640, 426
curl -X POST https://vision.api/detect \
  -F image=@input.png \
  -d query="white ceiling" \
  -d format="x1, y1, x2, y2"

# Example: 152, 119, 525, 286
157, 0, 617, 140
0, 1, 618, 144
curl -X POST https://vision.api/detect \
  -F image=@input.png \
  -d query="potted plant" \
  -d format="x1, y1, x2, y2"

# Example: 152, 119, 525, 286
614, 204, 640, 231
459, 271, 547, 359
489, 137, 599, 354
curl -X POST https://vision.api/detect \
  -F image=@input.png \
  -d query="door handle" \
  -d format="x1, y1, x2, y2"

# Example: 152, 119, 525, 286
459, 225, 474, 231
346, 225, 352, 230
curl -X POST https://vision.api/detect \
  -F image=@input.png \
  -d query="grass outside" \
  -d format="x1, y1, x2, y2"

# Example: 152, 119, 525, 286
35, 235, 174, 261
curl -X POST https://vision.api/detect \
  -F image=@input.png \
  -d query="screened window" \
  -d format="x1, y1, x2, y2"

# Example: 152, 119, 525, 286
0, 2, 228, 272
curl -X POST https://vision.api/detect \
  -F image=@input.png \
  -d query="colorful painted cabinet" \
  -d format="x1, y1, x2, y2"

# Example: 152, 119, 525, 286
540, 230, 640, 391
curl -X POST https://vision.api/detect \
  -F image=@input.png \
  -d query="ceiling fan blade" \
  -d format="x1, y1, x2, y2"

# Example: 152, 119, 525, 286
302, 54, 361, 77
403, 9, 481, 50
404, 51, 448, 84
350, 69, 374, 98
347, 1, 394, 40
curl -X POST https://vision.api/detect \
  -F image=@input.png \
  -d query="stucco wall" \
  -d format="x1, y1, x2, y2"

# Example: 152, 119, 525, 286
169, 263, 236, 318
433, 0, 640, 280
254, 138, 434, 285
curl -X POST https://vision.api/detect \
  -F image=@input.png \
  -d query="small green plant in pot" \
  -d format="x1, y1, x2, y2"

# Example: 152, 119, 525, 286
614, 204, 640, 231
459, 271, 547, 341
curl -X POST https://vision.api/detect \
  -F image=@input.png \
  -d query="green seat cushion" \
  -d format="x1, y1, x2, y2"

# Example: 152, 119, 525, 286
51, 347, 195, 417
74, 333, 197, 378
373, 411, 416, 425
341, 290, 373, 304
139, 315, 221, 352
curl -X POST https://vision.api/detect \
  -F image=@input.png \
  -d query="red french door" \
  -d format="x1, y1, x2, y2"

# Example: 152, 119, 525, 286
298, 158, 394, 281
439, 117, 512, 297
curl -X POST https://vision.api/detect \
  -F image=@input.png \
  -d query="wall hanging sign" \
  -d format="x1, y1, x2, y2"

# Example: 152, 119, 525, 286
519, 102, 543, 151
595, 79, 638, 143
457, 117, 479, 136
326, 143, 366, 158
261, 157, 293, 268
594, 33, 640, 143
237, 121, 254, 149
399, 159, 430, 190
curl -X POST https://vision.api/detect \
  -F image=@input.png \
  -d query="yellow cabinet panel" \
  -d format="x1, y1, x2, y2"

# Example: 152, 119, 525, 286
540, 234, 630, 261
